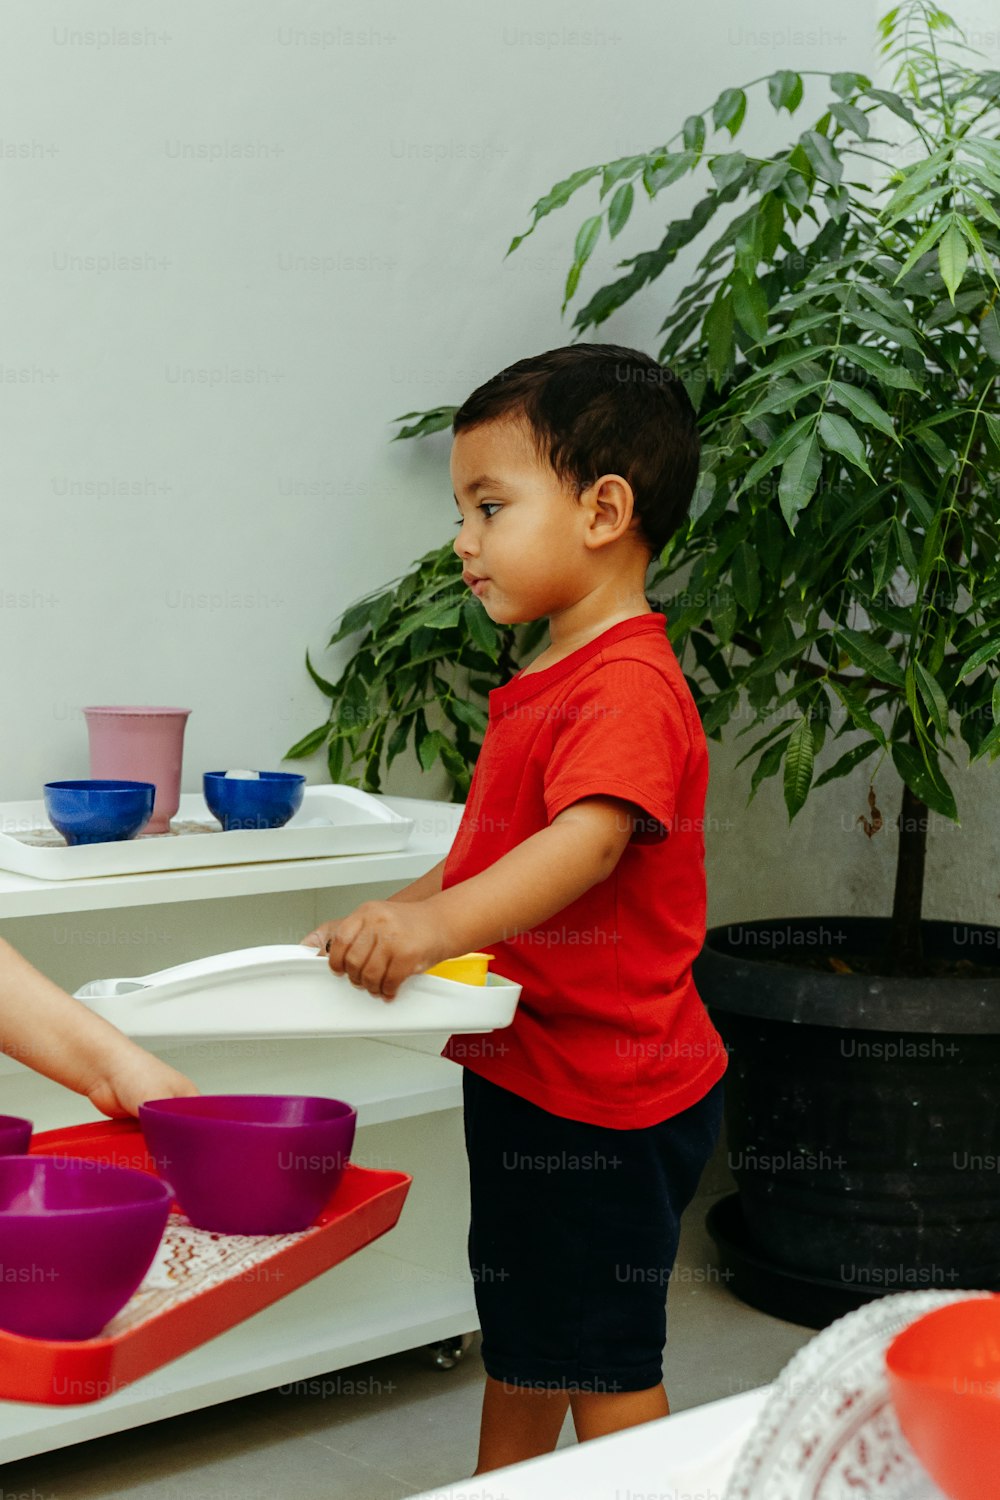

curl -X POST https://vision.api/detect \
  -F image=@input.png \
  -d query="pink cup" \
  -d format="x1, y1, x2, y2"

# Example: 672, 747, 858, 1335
83, 707, 192, 835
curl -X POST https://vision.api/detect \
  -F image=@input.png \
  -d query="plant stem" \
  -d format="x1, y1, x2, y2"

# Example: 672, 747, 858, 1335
887, 728, 930, 974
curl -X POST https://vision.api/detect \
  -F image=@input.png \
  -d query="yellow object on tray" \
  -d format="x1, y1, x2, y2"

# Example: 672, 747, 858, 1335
424, 952, 495, 986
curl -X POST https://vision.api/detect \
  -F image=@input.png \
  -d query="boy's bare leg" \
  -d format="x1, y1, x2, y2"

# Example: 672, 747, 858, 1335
472, 1375, 571, 1474
569, 1382, 670, 1442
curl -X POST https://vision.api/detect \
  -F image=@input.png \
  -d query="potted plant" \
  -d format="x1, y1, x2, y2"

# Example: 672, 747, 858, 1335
288, 0, 1000, 1326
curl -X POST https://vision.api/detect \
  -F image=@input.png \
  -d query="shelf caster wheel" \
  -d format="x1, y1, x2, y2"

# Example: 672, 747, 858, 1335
427, 1332, 475, 1370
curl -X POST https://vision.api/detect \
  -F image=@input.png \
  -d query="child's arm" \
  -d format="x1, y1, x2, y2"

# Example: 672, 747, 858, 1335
0, 937, 199, 1119
302, 796, 636, 998
423, 799, 633, 955
384, 856, 447, 905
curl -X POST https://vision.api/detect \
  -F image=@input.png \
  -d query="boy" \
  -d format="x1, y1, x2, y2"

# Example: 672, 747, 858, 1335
302, 343, 727, 1475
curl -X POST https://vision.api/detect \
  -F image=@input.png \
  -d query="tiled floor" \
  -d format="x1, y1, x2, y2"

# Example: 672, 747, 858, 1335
0, 1191, 815, 1499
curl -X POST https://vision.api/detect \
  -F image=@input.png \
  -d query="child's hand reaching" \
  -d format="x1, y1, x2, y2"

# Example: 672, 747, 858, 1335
301, 900, 450, 1000
83, 1042, 200, 1120
0, 937, 199, 1122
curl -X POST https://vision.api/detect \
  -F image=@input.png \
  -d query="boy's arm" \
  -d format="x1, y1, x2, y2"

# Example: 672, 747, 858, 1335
422, 796, 636, 957
385, 856, 447, 905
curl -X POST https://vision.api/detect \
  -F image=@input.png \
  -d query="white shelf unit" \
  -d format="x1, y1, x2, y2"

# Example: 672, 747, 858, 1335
0, 794, 475, 1464
0, 793, 463, 917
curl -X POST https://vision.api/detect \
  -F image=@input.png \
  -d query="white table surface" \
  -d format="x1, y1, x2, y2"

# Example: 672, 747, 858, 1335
403, 1384, 772, 1500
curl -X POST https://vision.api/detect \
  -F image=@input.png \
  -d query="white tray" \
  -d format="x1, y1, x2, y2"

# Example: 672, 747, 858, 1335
0, 786, 413, 881
74, 943, 522, 1038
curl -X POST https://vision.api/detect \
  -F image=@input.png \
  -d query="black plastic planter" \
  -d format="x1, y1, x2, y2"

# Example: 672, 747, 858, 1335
694, 917, 1000, 1329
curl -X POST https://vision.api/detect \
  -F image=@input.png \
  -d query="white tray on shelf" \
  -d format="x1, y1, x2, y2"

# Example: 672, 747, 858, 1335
74, 943, 522, 1038
0, 786, 413, 881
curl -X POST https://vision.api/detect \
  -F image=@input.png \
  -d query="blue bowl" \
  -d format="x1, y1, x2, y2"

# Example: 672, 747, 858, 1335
44, 780, 156, 845
203, 771, 306, 831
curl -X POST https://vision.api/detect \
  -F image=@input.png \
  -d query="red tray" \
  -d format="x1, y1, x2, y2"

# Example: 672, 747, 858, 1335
0, 1120, 411, 1405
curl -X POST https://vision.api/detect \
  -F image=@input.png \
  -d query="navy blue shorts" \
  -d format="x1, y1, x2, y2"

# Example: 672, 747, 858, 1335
461, 1069, 724, 1393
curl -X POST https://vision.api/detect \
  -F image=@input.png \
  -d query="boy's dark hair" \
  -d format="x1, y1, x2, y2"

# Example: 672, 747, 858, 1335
452, 343, 700, 556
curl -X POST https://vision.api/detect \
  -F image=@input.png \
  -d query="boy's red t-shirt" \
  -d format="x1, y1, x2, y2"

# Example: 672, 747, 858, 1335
439, 611, 727, 1129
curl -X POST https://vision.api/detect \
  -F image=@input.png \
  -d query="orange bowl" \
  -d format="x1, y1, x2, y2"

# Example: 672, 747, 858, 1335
885, 1295, 1000, 1500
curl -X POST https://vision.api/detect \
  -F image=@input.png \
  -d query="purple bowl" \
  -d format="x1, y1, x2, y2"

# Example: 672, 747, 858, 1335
0, 1157, 172, 1340
138, 1094, 357, 1235
0, 1115, 33, 1156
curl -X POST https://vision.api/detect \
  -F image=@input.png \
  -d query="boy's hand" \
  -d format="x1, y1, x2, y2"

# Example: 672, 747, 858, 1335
85, 1047, 199, 1121
301, 900, 449, 1000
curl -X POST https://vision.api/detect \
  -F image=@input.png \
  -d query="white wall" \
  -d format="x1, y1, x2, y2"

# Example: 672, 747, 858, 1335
3, 0, 998, 953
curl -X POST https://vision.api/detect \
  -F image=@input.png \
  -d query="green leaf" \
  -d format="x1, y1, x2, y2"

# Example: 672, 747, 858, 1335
712, 581, 738, 644
835, 627, 905, 687
444, 695, 489, 733
783, 715, 816, 819
892, 215, 952, 286
747, 378, 826, 418
424, 604, 461, 631
731, 541, 761, 618
327, 737, 347, 784
963, 188, 1000, 234
848, 306, 922, 352
957, 635, 1000, 681
574, 214, 602, 267
682, 115, 706, 154
748, 733, 792, 801
506, 165, 602, 255
305, 648, 340, 698
938, 223, 970, 303
755, 160, 790, 194
882, 146, 952, 217
817, 413, 873, 476
893, 516, 920, 578
704, 291, 735, 388
971, 719, 1000, 763
800, 130, 843, 186
391, 406, 458, 441
607, 182, 634, 239
829, 680, 888, 749
828, 381, 899, 443
855, 280, 917, 329
599, 154, 645, 198
831, 71, 871, 99
861, 87, 918, 127
778, 432, 822, 531
814, 739, 880, 787
731, 272, 769, 344
735, 412, 816, 497
462, 597, 500, 657
914, 661, 950, 738
768, 70, 803, 114
867, 522, 896, 598
712, 88, 747, 138
417, 728, 450, 772
891, 740, 958, 821
385, 717, 410, 767
829, 101, 869, 139
708, 152, 748, 191
978, 304, 1000, 363
838, 344, 922, 391
956, 215, 1000, 294
642, 149, 698, 196
285, 723, 329, 759
688, 469, 719, 525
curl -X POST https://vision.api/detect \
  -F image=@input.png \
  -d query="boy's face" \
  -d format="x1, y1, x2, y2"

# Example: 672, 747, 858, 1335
450, 418, 599, 625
